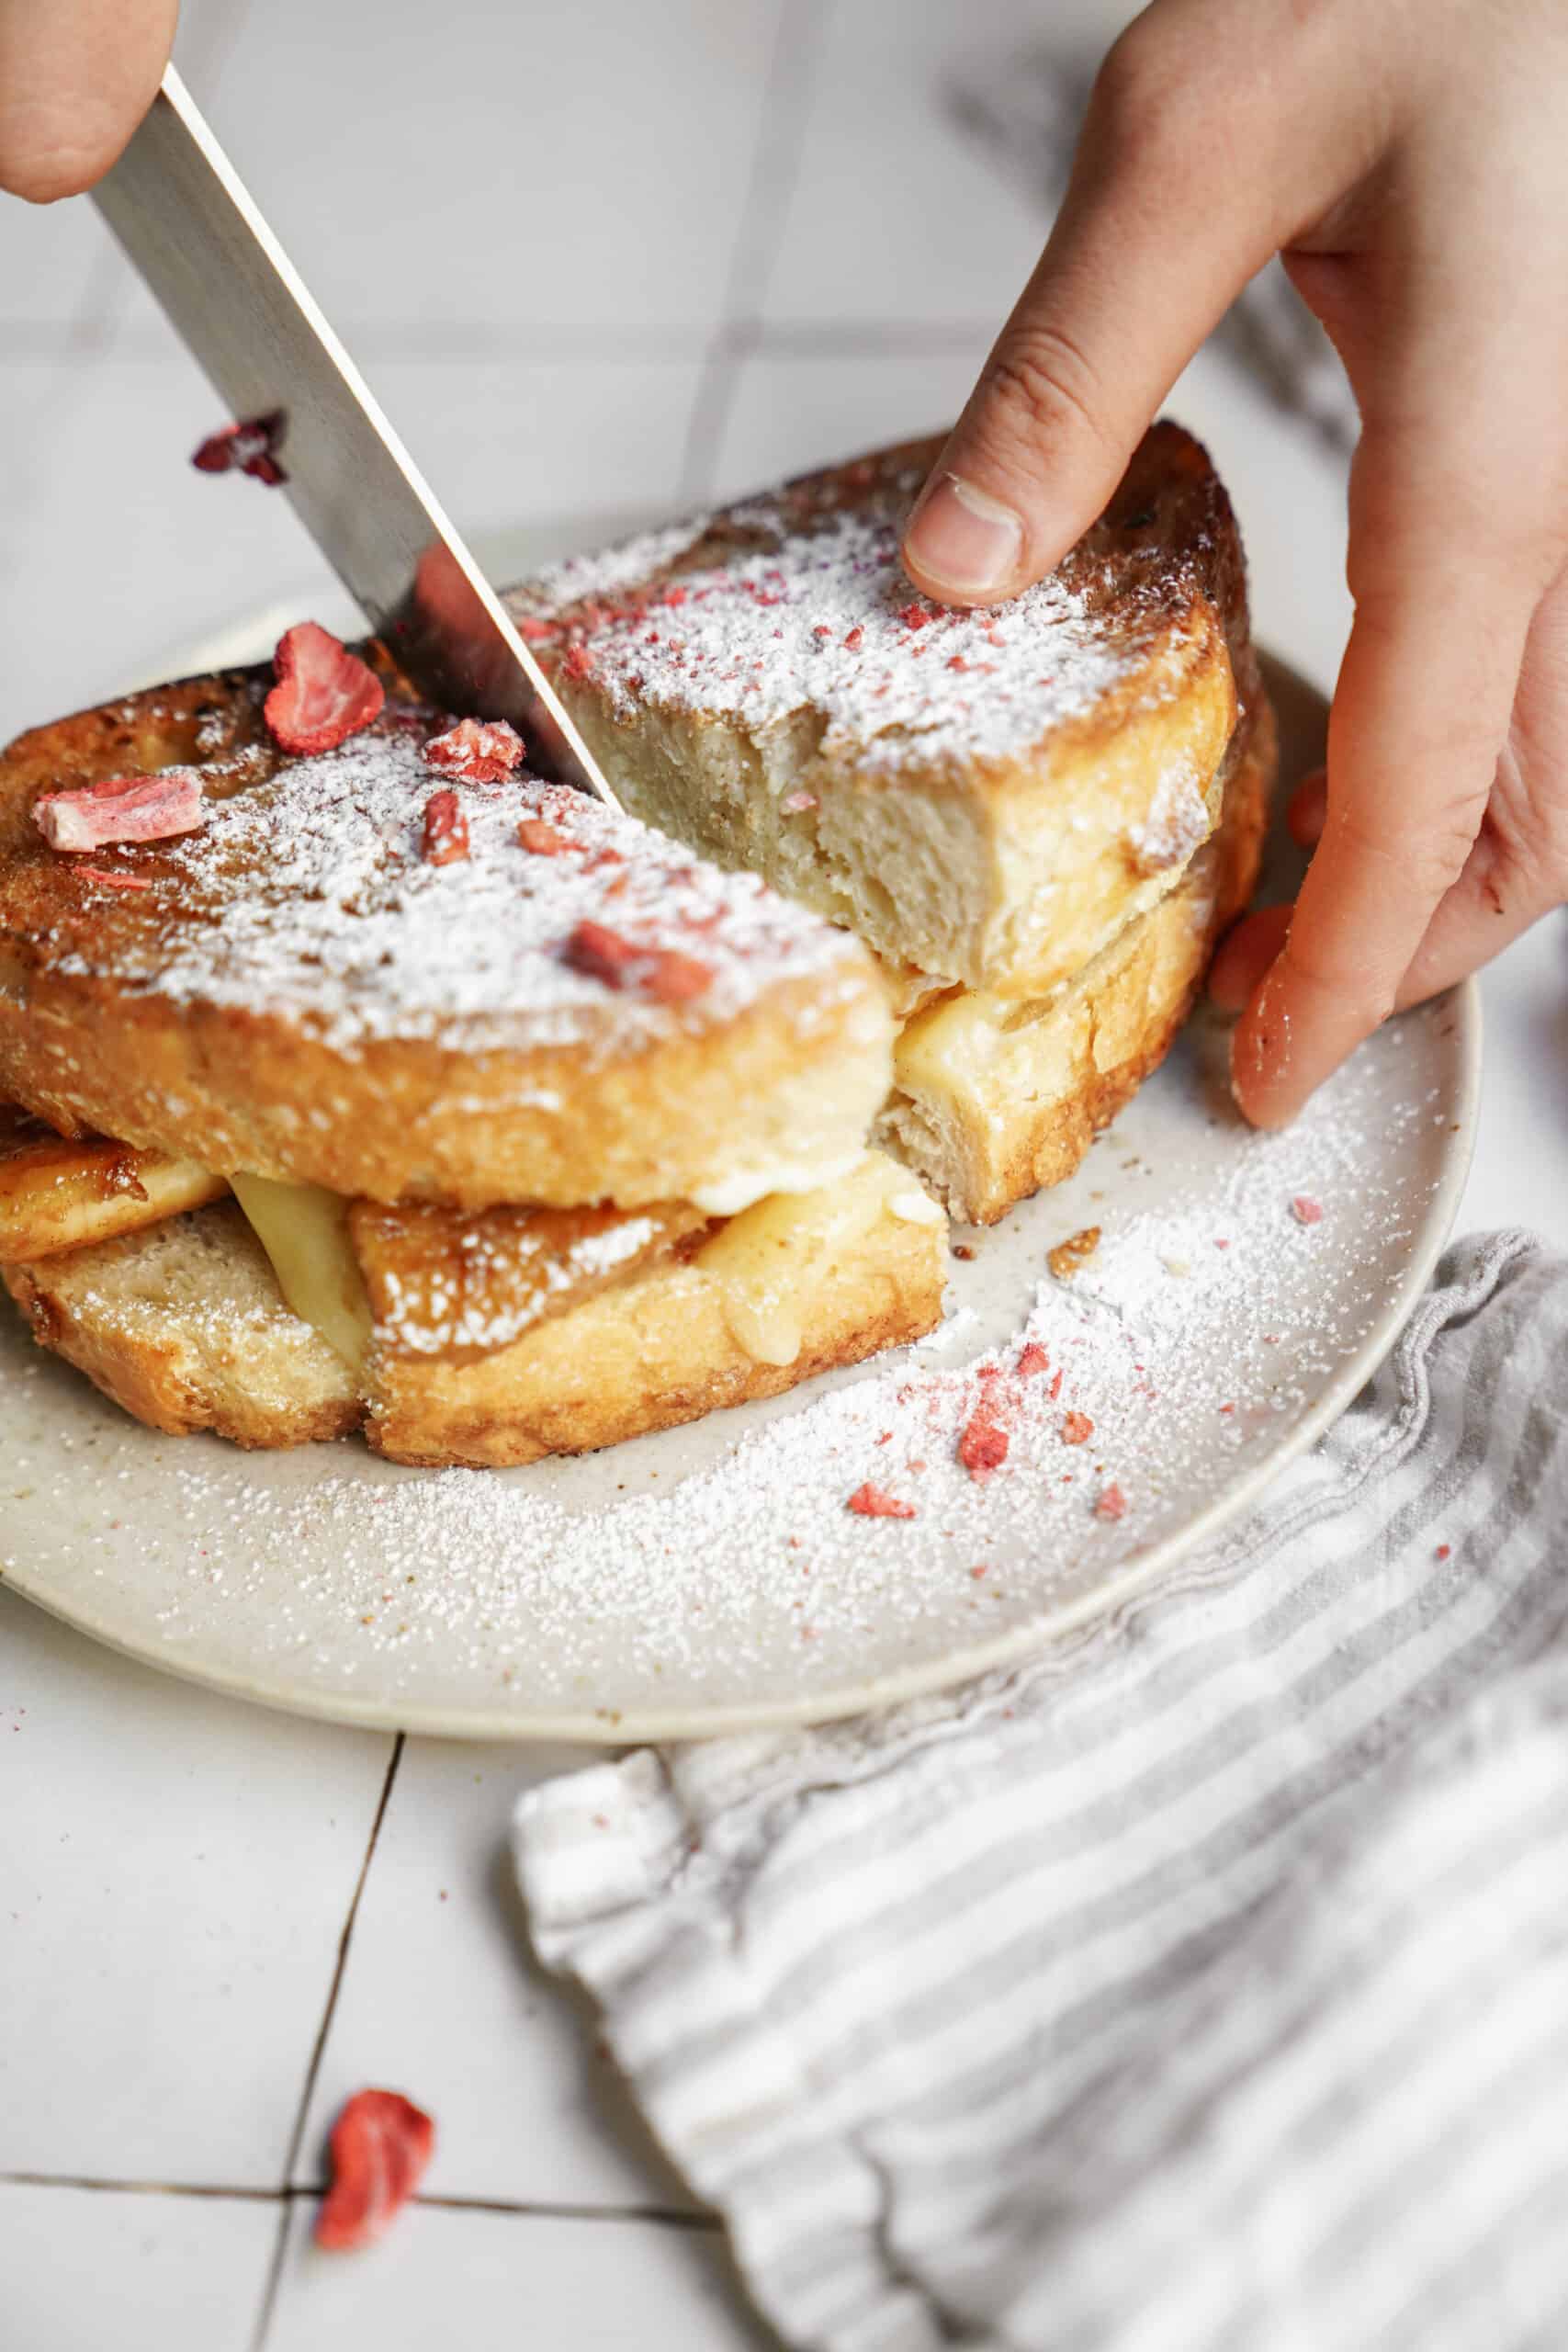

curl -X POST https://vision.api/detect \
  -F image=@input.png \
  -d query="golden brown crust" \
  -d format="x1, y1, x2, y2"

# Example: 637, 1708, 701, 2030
508, 421, 1254, 999
877, 695, 1274, 1224
0, 674, 891, 1209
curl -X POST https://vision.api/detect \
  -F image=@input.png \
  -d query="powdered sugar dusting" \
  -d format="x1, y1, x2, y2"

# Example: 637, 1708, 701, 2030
54, 727, 864, 1059
510, 504, 1141, 779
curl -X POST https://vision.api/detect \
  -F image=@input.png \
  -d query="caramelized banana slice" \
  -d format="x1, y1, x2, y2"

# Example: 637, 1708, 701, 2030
0, 1104, 227, 1261
349, 1195, 709, 1364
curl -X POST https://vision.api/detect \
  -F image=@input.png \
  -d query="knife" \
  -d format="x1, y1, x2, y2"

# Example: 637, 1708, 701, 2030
92, 66, 616, 807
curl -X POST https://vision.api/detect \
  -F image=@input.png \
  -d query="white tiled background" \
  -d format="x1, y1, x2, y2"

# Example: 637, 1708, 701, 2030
2, 3, 1563, 2346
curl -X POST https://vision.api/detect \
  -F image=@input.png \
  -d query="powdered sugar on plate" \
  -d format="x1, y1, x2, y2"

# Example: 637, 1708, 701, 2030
0, 981, 1476, 1737
52, 726, 865, 1059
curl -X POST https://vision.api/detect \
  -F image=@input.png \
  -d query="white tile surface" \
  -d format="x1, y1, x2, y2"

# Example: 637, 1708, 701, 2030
0, 1591, 392, 2185
296, 1743, 693, 2210
0, 2183, 276, 2352
166, 0, 781, 339
265, 2200, 774, 2352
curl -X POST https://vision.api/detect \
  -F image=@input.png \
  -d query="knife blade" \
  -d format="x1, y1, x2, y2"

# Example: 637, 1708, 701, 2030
92, 66, 616, 807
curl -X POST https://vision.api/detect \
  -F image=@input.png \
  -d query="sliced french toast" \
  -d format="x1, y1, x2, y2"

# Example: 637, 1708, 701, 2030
504, 421, 1258, 1005
4, 1153, 945, 1466
0, 666, 893, 1215
878, 697, 1273, 1223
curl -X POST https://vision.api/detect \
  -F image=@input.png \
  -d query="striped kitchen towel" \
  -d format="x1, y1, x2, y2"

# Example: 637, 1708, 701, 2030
514, 1232, 1568, 2351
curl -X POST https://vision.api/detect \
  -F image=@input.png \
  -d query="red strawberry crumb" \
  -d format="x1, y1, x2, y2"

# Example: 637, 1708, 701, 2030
1219, 1402, 1235, 1415
563, 921, 714, 1004
191, 411, 288, 485
661, 585, 688, 607
971, 1565, 988, 1580
421, 791, 468, 865
423, 718, 524, 783
1214, 1238, 1231, 1250
517, 817, 571, 855
1016, 1343, 1050, 1377
958, 1412, 1009, 1480
1291, 1196, 1324, 1226
847, 1484, 917, 1520
1095, 1483, 1128, 1522
36, 768, 206, 852
948, 655, 968, 672
812, 623, 832, 639
897, 602, 930, 628
515, 615, 559, 643
1049, 1369, 1064, 1399
1062, 1411, 1094, 1446
875, 1431, 891, 1445
265, 624, 383, 754
562, 642, 594, 682
1436, 1543, 1451, 1561
315, 2089, 434, 2253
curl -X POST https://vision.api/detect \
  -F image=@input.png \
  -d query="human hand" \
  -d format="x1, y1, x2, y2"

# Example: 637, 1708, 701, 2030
901, 0, 1568, 1126
0, 0, 177, 202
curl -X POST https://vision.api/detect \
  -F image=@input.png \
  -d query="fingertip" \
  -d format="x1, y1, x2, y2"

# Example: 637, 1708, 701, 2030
900, 473, 1027, 606
1227, 957, 1304, 1129
1208, 903, 1292, 1013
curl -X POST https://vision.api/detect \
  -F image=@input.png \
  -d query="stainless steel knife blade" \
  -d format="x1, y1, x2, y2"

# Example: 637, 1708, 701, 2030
92, 66, 615, 806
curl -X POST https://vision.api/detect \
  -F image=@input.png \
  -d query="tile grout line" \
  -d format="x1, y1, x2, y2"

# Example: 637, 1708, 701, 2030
676, 0, 834, 503
0, 2170, 719, 2231
247, 1730, 406, 2352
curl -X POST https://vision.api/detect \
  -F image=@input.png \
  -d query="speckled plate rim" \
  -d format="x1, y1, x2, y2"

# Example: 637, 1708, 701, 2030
0, 603, 1482, 1740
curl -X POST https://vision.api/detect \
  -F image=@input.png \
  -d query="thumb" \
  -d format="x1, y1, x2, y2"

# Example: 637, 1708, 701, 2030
901, 23, 1288, 605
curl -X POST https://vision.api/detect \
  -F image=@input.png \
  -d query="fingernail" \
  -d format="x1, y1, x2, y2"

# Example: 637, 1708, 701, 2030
902, 474, 1023, 599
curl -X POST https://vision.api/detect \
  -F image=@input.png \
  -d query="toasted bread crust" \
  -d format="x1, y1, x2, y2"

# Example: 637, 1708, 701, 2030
0, 675, 890, 1209
4, 1161, 945, 1465
508, 422, 1258, 999
2, 1204, 362, 1446
876, 696, 1274, 1223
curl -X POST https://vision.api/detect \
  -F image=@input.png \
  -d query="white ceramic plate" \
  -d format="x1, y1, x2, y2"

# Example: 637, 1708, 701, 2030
0, 552, 1479, 1740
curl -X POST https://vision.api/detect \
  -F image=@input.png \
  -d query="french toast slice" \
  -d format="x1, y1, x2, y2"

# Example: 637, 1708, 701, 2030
0, 674, 892, 1214
5, 1153, 945, 1466
876, 697, 1274, 1224
504, 421, 1258, 1002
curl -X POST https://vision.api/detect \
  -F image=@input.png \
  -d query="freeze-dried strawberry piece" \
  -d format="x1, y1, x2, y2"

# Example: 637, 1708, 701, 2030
1061, 1411, 1094, 1447
421, 790, 469, 865
847, 1483, 917, 1520
563, 922, 713, 1005
423, 718, 524, 784
265, 623, 384, 755
315, 2088, 434, 2252
518, 817, 571, 855
897, 602, 931, 629
35, 768, 206, 852
1095, 1483, 1128, 1522
191, 411, 288, 485
1290, 1195, 1324, 1226
562, 642, 594, 683
958, 1411, 1009, 1479
1016, 1342, 1050, 1377
77, 865, 153, 890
